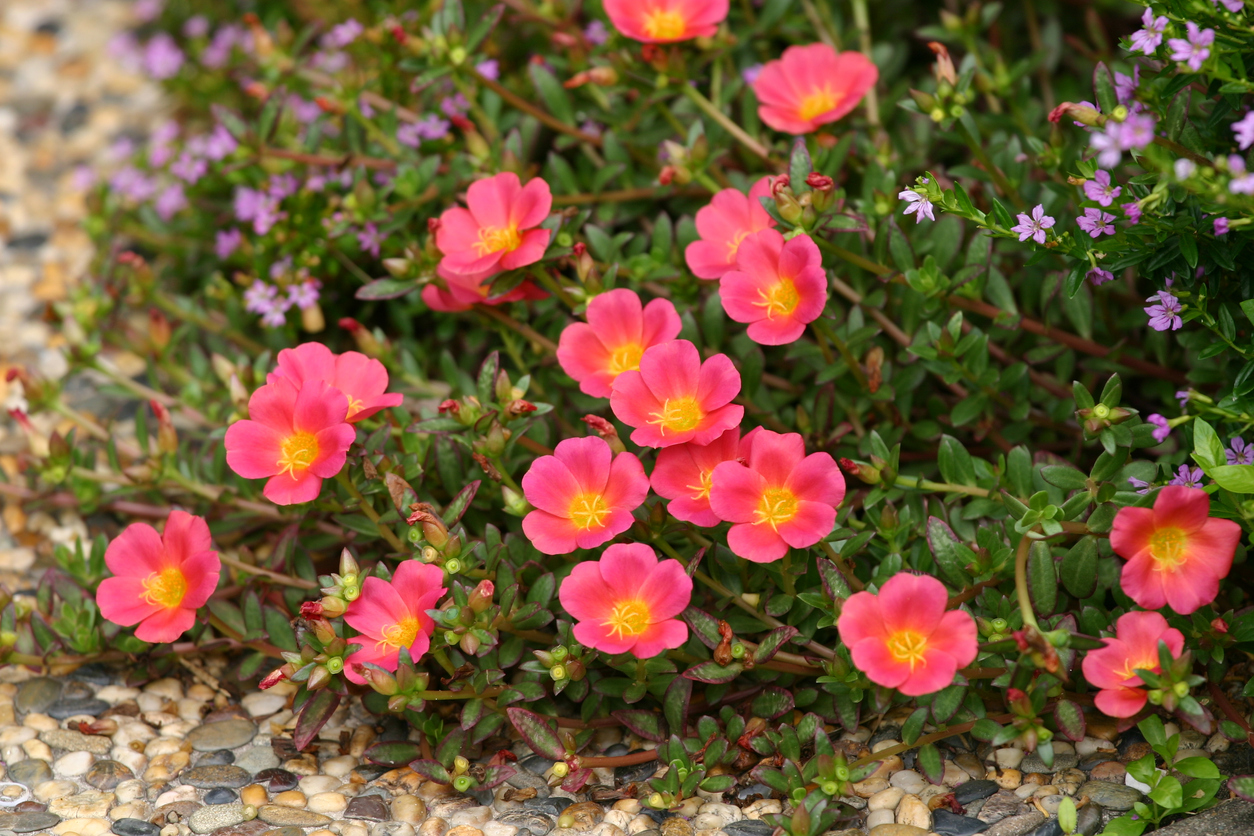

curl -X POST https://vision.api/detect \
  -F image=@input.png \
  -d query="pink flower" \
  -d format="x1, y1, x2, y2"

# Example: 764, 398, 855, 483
720, 230, 827, 345
708, 430, 844, 563
224, 378, 357, 505
837, 573, 977, 697
752, 45, 878, 134
609, 340, 743, 448
521, 437, 650, 554
558, 544, 691, 657
1081, 611, 1185, 718
96, 511, 220, 643
557, 289, 682, 398
344, 561, 447, 684
422, 271, 547, 312
602, 0, 728, 43
651, 427, 759, 527
684, 177, 775, 279
268, 342, 403, 422
434, 172, 552, 281
1111, 485, 1240, 614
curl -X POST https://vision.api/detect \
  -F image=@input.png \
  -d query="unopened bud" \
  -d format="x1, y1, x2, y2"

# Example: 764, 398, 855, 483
468, 580, 495, 613
452, 774, 474, 793
501, 485, 532, 516
407, 504, 450, 548
838, 457, 881, 484
320, 596, 348, 618
821, 781, 839, 796
550, 664, 567, 681
339, 317, 385, 356
308, 616, 337, 644
1048, 102, 1103, 127
582, 414, 626, 454
773, 186, 803, 224
459, 632, 481, 655
1173, 681, 1190, 698
307, 665, 331, 691
444, 557, 462, 575
506, 399, 537, 418
148, 308, 171, 352
1212, 617, 1229, 634
326, 656, 344, 674
258, 665, 291, 689
551, 762, 569, 778
454, 755, 471, 774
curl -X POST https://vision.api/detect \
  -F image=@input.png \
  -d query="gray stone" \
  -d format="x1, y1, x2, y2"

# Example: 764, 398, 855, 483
84, 759, 133, 790
345, 794, 391, 821
524, 797, 571, 816
187, 719, 258, 752
46, 698, 108, 719
182, 765, 253, 789
205, 788, 239, 805
1150, 800, 1254, 835
262, 829, 305, 836
1076, 803, 1101, 836
14, 678, 61, 714
869, 723, 901, 747
975, 791, 1027, 824
256, 805, 332, 827
1077, 781, 1142, 812
235, 746, 280, 774
1020, 752, 1079, 774
189, 802, 247, 834
724, 821, 775, 836
111, 819, 162, 836
4, 811, 61, 833
38, 728, 111, 755
614, 754, 658, 785
505, 767, 551, 796
954, 780, 1000, 806
1024, 818, 1062, 836
197, 750, 236, 767
6, 761, 50, 787
931, 809, 989, 836
985, 811, 1046, 836
67, 664, 112, 687
253, 768, 299, 792
500, 811, 556, 836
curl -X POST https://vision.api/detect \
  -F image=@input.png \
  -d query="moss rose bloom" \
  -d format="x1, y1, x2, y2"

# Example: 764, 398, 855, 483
651, 426, 758, 527
1081, 611, 1184, 718
345, 560, 447, 684
684, 177, 775, 279
602, 0, 728, 44
752, 44, 878, 134
269, 342, 403, 422
719, 229, 827, 345
556, 289, 682, 398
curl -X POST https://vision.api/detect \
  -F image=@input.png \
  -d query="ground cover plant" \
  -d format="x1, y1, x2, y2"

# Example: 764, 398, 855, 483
5, 0, 1254, 832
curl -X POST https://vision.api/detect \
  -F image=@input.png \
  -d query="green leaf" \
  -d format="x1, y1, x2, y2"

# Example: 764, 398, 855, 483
1099, 814, 1148, 836
1229, 775, 1254, 802
356, 278, 418, 300
1053, 700, 1086, 742
1139, 714, 1167, 748
753, 626, 799, 665
1041, 465, 1088, 491
926, 517, 975, 587
264, 609, 298, 653
1060, 536, 1098, 599
663, 676, 691, 738
789, 138, 813, 189
1093, 63, 1118, 114
1149, 775, 1183, 808
208, 600, 245, 636
1174, 757, 1220, 779
506, 708, 566, 759
931, 685, 966, 724
902, 707, 928, 746
294, 689, 341, 751
1192, 419, 1227, 472
443, 480, 481, 525
612, 710, 666, 742
1209, 465, 1254, 494
971, 718, 1002, 741
410, 759, 453, 784
364, 740, 425, 767
528, 63, 575, 125
751, 687, 795, 719
917, 742, 943, 784
938, 435, 977, 486
477, 352, 500, 406
683, 660, 743, 684
1028, 541, 1058, 617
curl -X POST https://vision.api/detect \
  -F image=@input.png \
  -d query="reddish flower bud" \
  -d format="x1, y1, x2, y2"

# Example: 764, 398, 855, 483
428, 217, 441, 233
506, 399, 537, 417
770, 174, 791, 198
150, 400, 177, 454
339, 317, 363, 333
1212, 617, 1229, 634
658, 166, 676, 186
148, 308, 171, 352
572, 242, 586, 257
468, 580, 495, 613
552, 31, 580, 48
438, 399, 460, 414
391, 25, 408, 43
259, 664, 292, 689
806, 173, 835, 192
300, 601, 324, 619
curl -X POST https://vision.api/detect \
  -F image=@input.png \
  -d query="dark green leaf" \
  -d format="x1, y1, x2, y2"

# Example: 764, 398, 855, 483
506, 708, 566, 759
294, 689, 340, 751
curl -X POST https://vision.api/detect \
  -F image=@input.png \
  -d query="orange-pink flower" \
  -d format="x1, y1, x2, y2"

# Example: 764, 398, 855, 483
224, 378, 357, 505
684, 177, 775, 279
752, 44, 879, 134
558, 543, 691, 658
720, 230, 827, 345
708, 430, 844, 562
651, 426, 759, 527
344, 560, 447, 684
602, 0, 728, 43
1081, 611, 1184, 718
609, 339, 743, 448
521, 436, 650, 554
1110, 485, 1240, 614
837, 573, 977, 697
556, 289, 682, 398
96, 511, 221, 643
268, 342, 402, 422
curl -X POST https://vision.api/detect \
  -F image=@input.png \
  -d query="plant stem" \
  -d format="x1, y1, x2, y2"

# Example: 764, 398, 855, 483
780, 552, 796, 597
678, 85, 773, 163
474, 304, 559, 354
1014, 532, 1040, 632
220, 554, 317, 589
336, 471, 407, 553
418, 687, 505, 700
817, 540, 865, 592
467, 67, 603, 146
848, 0, 882, 131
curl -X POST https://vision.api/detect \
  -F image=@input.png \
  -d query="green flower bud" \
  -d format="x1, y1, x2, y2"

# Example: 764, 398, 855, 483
408, 526, 424, 544
452, 775, 474, 792
550, 664, 567, 681
326, 656, 344, 675
730, 642, 746, 659
551, 762, 570, 778
454, 756, 471, 774
557, 232, 573, 248
551, 645, 569, 662
445, 558, 462, 575
1173, 681, 1190, 698
821, 781, 839, 795
991, 618, 1009, 633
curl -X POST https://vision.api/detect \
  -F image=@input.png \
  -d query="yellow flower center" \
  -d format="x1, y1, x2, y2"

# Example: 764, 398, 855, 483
604, 599, 651, 639
377, 616, 422, 652
753, 487, 799, 530
757, 277, 800, 319
798, 87, 840, 122
685, 469, 714, 501
568, 492, 610, 531
608, 343, 645, 375
474, 225, 522, 257
886, 630, 929, 669
277, 431, 320, 476
725, 230, 751, 260
345, 396, 365, 420
141, 567, 188, 609
1149, 527, 1188, 570
642, 9, 685, 40
1117, 655, 1160, 681
648, 396, 703, 435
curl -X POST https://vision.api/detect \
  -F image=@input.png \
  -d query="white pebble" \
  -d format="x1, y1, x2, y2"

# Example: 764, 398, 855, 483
867, 787, 903, 812
54, 750, 94, 777
145, 738, 183, 757
143, 678, 183, 701
626, 814, 654, 834
322, 755, 357, 778
888, 769, 926, 794
299, 775, 342, 795
135, 693, 166, 713
0, 727, 36, 746
114, 780, 147, 804
24, 713, 59, 732
155, 785, 197, 806
95, 686, 141, 704
995, 748, 1025, 769
483, 824, 518, 836
241, 691, 287, 718
865, 809, 895, 829
23, 740, 53, 761
308, 792, 348, 813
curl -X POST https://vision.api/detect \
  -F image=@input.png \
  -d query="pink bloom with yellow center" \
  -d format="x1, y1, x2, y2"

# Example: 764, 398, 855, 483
344, 561, 447, 684
609, 339, 743, 448
224, 378, 357, 505
752, 44, 879, 135
836, 572, 977, 697
96, 511, 221, 643
558, 543, 691, 657
1110, 485, 1240, 614
268, 342, 403, 422
602, 0, 728, 44
651, 426, 759, 527
522, 436, 650, 554
1081, 611, 1184, 718
708, 430, 844, 562
720, 229, 827, 345
684, 177, 775, 279
556, 289, 682, 398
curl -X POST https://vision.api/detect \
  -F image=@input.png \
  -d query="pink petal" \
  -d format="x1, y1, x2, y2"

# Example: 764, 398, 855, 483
246, 378, 299, 433
690, 403, 744, 446
836, 591, 886, 647
746, 430, 805, 488
225, 420, 283, 479
344, 641, 402, 684
634, 559, 693, 620
685, 239, 736, 280
1094, 686, 1148, 719
598, 543, 660, 600
435, 206, 485, 256
573, 509, 633, 550
557, 323, 618, 398
97, 576, 162, 625
345, 575, 410, 636
1163, 570, 1218, 615
1110, 505, 1155, 562
786, 452, 845, 506
1082, 640, 1132, 690
179, 550, 221, 609
1119, 554, 1168, 611
602, 452, 649, 510
640, 297, 683, 346
629, 617, 689, 658
927, 610, 978, 668
392, 561, 447, 617
638, 340, 700, 402
609, 369, 665, 433
466, 172, 521, 230
726, 521, 788, 563
1152, 485, 1211, 532
522, 455, 581, 516
498, 227, 551, 270
708, 460, 765, 523
554, 437, 612, 496
695, 353, 741, 409
777, 499, 835, 548
134, 606, 196, 643
510, 176, 553, 230
104, 522, 167, 576
271, 342, 337, 388
878, 573, 948, 635
263, 471, 324, 505
293, 379, 349, 434
308, 423, 358, 478
585, 289, 645, 352
522, 509, 581, 555
559, 561, 619, 623
898, 648, 960, 696
850, 636, 912, 690
746, 317, 806, 346
664, 497, 722, 528
573, 618, 638, 655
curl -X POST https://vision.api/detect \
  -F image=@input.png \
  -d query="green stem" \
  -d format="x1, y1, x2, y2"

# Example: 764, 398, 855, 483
815, 236, 893, 276
780, 552, 796, 597
336, 471, 407, 553
956, 120, 1021, 208
817, 540, 864, 592
848, 0, 881, 131
891, 474, 993, 498
417, 687, 504, 700
488, 456, 523, 495
678, 85, 773, 162
1014, 532, 1040, 632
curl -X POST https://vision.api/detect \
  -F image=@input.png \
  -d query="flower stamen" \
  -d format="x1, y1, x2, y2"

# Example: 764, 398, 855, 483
603, 599, 651, 639
141, 567, 188, 609
277, 431, 320, 476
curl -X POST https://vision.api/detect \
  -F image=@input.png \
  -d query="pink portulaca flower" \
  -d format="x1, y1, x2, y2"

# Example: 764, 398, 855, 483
521, 436, 649, 554
837, 573, 977, 697
752, 45, 878, 135
1110, 485, 1240, 614
652, 426, 759, 527
558, 543, 691, 657
97, 511, 220, 643
556, 289, 682, 398
602, 0, 728, 43
344, 561, 447, 684
708, 430, 844, 562
609, 340, 743, 448
720, 230, 827, 345
268, 342, 403, 422
1082, 611, 1184, 718
224, 378, 357, 505
684, 177, 775, 279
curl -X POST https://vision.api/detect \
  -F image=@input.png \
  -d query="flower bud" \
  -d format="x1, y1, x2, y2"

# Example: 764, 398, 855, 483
407, 504, 450, 548
1047, 102, 1103, 127
1173, 681, 1190, 698
422, 545, 441, 562
1147, 688, 1164, 705
505, 399, 537, 419
326, 656, 345, 675
149, 401, 178, 454
582, 414, 625, 454
459, 632, 481, 655
468, 580, 495, 613
444, 557, 463, 575
339, 317, 385, 357
501, 485, 532, 516
307, 664, 332, 691
838, 458, 881, 485
564, 657, 586, 681
452, 775, 475, 793
258, 665, 291, 690
320, 596, 348, 618
551, 762, 570, 778
307, 616, 337, 644
821, 780, 839, 796
454, 755, 471, 774
359, 664, 400, 695
550, 664, 567, 681
1211, 617, 1228, 634
148, 308, 171, 353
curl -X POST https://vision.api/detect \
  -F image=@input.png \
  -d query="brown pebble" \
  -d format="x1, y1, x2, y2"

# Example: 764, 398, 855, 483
446, 827, 485, 836
561, 801, 606, 831
272, 791, 306, 808
392, 794, 427, 824
994, 769, 1022, 789
240, 784, 269, 807
660, 818, 695, 836
420, 817, 450, 836
1119, 742, 1153, 763
1089, 761, 1127, 783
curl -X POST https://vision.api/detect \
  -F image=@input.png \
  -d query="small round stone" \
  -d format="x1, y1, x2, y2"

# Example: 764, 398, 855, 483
8, 760, 52, 787
53, 752, 95, 780
254, 769, 300, 792
345, 794, 391, 822
112, 819, 163, 836
1076, 781, 1142, 811
46, 698, 109, 720
308, 792, 347, 814
206, 788, 240, 805
189, 802, 248, 834
14, 679, 62, 715
197, 750, 237, 767
84, 759, 132, 790
240, 784, 269, 807
272, 790, 307, 807
187, 719, 258, 752
182, 765, 253, 789
6, 810, 62, 833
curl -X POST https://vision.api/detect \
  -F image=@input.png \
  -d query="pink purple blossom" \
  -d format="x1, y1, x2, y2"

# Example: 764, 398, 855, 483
133, 0, 163, 23
585, 21, 609, 45
1077, 208, 1116, 238
144, 33, 185, 79
1168, 22, 1214, 72
1084, 171, 1121, 207
215, 228, 242, 259
154, 184, 187, 221
899, 189, 935, 224
1090, 124, 1122, 168
358, 223, 383, 257
1088, 267, 1114, 286
289, 281, 321, 310
476, 60, 500, 81
1229, 156, 1254, 194
1233, 111, 1254, 150
1130, 9, 1168, 55
310, 50, 350, 73
1128, 477, 1152, 495
244, 281, 279, 314
260, 296, 294, 328
1012, 205, 1055, 243
110, 167, 157, 202
202, 26, 243, 68
1122, 202, 1142, 225
1175, 159, 1196, 180
323, 19, 364, 49
183, 16, 210, 39
171, 152, 207, 184
1213, 0, 1244, 13
440, 93, 470, 118
1147, 414, 1171, 443
1169, 465, 1205, 488
287, 96, 322, 124
1114, 66, 1140, 108
399, 115, 450, 145
1176, 390, 1191, 410
1121, 112, 1157, 149
743, 64, 763, 85
1227, 437, 1254, 465
233, 186, 285, 235
1215, 217, 1230, 235
203, 125, 238, 160
1144, 291, 1183, 332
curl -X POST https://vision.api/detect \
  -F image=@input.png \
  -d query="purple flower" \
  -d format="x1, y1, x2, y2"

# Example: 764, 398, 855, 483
1175, 158, 1197, 180
184, 16, 210, 39
1147, 414, 1171, 443
440, 93, 470, 117
899, 189, 935, 224
144, 33, 185, 79
203, 125, 238, 161
1230, 156, 1254, 194
268, 174, 299, 201
154, 184, 187, 221
171, 152, 207, 184
269, 257, 294, 280
215, 228, 242, 259
1087, 267, 1114, 286
1119, 112, 1157, 150
1122, 202, 1142, 225
1077, 208, 1116, 238
1090, 124, 1123, 169
310, 50, 350, 73
1128, 477, 1152, 495
400, 115, 451, 144
1084, 171, 1122, 207
1012, 204, 1055, 244
358, 223, 383, 257
585, 21, 609, 46
742, 63, 763, 85
72, 165, 97, 190
1214, 0, 1244, 13
133, 0, 164, 23
1114, 66, 1140, 107
1130, 9, 1168, 55
1228, 437, 1254, 465
322, 19, 364, 49
1168, 22, 1214, 72
108, 32, 144, 73
1144, 291, 1183, 331
244, 281, 278, 314
234, 186, 284, 235
1176, 390, 1191, 410
359, 95, 375, 118
1233, 111, 1254, 151
289, 281, 321, 310
202, 26, 241, 69
260, 295, 293, 328
110, 167, 157, 202
1215, 217, 1231, 235
1169, 465, 1205, 488
476, 60, 500, 81
580, 120, 605, 139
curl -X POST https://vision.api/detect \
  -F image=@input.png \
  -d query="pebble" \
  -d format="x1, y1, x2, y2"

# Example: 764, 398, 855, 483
5, 811, 62, 832
182, 765, 253, 789
868, 788, 904, 812
54, 751, 93, 777
47, 698, 109, 719
187, 720, 258, 752
740, 800, 779, 820
111, 819, 162, 836
206, 788, 240, 805
188, 802, 248, 834
299, 775, 341, 795
241, 785, 269, 807
976, 792, 1026, 824
984, 811, 1045, 836
992, 769, 1022, 790
866, 810, 895, 830
308, 792, 347, 814
867, 826, 928, 836
262, 829, 304, 836
895, 794, 931, 830
1088, 761, 1126, 783
344, 794, 391, 822
931, 809, 989, 836
888, 770, 926, 794
994, 749, 1024, 770
197, 750, 237, 767
954, 780, 999, 806
241, 693, 287, 718
393, 795, 428, 824
237, 748, 282, 774
447, 826, 484, 836
1077, 781, 1141, 811
722, 822, 771, 836
14, 679, 62, 715
33, 779, 77, 802
39, 729, 111, 756
49, 789, 114, 818
8, 760, 51, 787
83, 759, 133, 790
257, 805, 333, 827
526, 798, 572, 816
273, 791, 307, 808
421, 817, 450, 836
254, 769, 300, 792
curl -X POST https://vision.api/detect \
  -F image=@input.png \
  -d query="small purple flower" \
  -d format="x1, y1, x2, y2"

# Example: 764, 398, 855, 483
268, 174, 299, 201
310, 50, 350, 73
1215, 217, 1231, 235
1175, 158, 1196, 180
359, 95, 375, 118
1144, 291, 1183, 331
108, 32, 144, 73
72, 165, 96, 190
742, 63, 764, 85
1169, 465, 1205, 487
1077, 208, 1116, 238
580, 120, 605, 139
110, 167, 157, 202
397, 123, 423, 148
358, 223, 383, 257
1168, 22, 1214, 72
1119, 112, 1157, 150
184, 16, 210, 39
1233, 111, 1254, 151
289, 281, 321, 310
144, 33, 185, 79
440, 93, 470, 118
1087, 267, 1114, 286
403, 115, 451, 143
243, 281, 278, 314
1176, 390, 1191, 410
1213, 0, 1244, 13
269, 256, 294, 280
1230, 156, 1254, 194
322, 19, 364, 49
1012, 204, 1055, 244
133, 0, 164, 23
899, 189, 935, 224
1083, 171, 1122, 207
1227, 437, 1254, 465
260, 296, 294, 328
203, 125, 238, 161
287, 95, 323, 124
585, 21, 609, 45
1090, 124, 1123, 169
202, 26, 241, 69
154, 184, 187, 221
1122, 202, 1142, 225
305, 172, 327, 192
1114, 66, 1140, 107
171, 152, 207, 184
1130, 8, 1168, 55
476, 60, 500, 81
1147, 414, 1171, 443
215, 228, 242, 259
1128, 477, 1152, 495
